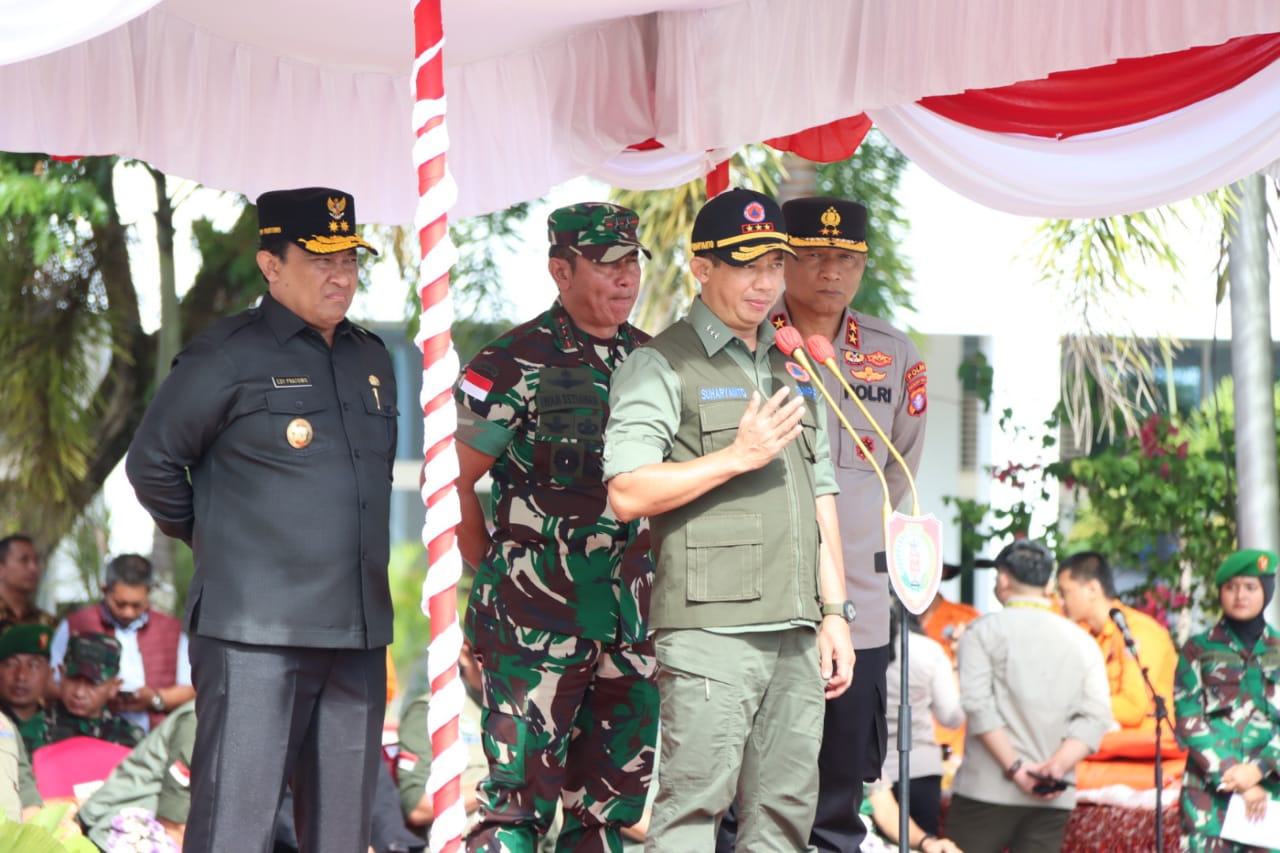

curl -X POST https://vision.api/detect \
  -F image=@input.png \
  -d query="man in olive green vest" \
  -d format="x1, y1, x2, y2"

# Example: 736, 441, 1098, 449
604, 188, 856, 852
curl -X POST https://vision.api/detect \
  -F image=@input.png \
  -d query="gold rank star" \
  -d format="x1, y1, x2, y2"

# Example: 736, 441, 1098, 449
329, 221, 340, 233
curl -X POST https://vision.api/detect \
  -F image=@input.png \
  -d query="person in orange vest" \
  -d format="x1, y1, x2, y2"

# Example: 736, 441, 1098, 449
1056, 551, 1185, 791
1056, 552, 1177, 734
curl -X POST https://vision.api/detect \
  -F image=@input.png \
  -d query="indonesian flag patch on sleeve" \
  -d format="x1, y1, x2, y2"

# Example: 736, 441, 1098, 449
460, 367, 495, 401
398, 750, 420, 773
169, 760, 191, 787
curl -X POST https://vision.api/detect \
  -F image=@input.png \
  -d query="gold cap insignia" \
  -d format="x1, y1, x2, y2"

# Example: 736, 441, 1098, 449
327, 196, 348, 220
820, 205, 842, 237
286, 417, 314, 449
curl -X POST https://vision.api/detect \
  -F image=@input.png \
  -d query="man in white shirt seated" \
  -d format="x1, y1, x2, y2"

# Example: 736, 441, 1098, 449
50, 554, 193, 733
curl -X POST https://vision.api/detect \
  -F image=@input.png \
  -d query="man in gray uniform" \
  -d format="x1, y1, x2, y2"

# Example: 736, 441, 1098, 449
127, 187, 396, 853
769, 197, 927, 852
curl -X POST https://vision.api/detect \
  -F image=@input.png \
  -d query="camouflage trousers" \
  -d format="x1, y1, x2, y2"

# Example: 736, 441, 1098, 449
465, 611, 659, 853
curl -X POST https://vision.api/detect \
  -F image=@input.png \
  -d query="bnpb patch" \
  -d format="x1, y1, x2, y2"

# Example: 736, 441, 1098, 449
785, 361, 811, 383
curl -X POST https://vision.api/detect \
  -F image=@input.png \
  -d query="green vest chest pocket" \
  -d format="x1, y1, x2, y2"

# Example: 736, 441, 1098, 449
532, 367, 605, 484
698, 399, 747, 455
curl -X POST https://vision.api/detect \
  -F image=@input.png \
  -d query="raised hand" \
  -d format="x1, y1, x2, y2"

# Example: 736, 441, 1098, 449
731, 387, 806, 471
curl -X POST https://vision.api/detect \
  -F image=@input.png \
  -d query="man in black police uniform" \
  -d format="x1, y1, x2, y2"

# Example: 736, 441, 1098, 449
127, 187, 397, 853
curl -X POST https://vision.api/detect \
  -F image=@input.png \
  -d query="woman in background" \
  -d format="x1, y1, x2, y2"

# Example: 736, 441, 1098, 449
1174, 548, 1280, 852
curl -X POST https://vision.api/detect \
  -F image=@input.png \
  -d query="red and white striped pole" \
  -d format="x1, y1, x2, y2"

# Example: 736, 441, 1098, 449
411, 2, 465, 852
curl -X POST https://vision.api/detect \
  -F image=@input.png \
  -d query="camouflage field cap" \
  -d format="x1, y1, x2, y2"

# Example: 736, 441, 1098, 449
63, 632, 122, 683
691, 188, 796, 266
1215, 548, 1279, 586
783, 197, 869, 253
0, 623, 53, 660
257, 187, 379, 256
547, 202, 650, 263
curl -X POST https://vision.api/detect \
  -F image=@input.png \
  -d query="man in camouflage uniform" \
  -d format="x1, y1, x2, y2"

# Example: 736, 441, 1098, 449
38, 631, 143, 749
1174, 548, 1280, 852
0, 623, 54, 752
454, 202, 659, 852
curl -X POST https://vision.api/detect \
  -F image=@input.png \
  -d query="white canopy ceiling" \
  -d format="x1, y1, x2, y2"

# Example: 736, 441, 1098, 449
3, 0, 1280, 222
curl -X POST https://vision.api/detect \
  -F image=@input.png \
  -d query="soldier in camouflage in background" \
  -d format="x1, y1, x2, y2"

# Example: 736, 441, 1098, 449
453, 202, 659, 852
1174, 548, 1280, 852
39, 631, 143, 748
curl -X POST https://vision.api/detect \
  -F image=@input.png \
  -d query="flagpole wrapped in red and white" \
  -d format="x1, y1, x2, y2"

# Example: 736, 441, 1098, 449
412, 2, 465, 852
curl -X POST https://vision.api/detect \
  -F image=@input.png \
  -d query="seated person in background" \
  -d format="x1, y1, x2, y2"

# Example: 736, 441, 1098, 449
397, 640, 557, 851
51, 553, 194, 734
860, 780, 963, 853
1057, 552, 1177, 733
883, 608, 964, 837
1057, 551, 1184, 790
0, 535, 57, 630
38, 632, 142, 750
0, 713, 21, 822
82, 700, 414, 853
77, 700, 196, 849
0, 624, 54, 752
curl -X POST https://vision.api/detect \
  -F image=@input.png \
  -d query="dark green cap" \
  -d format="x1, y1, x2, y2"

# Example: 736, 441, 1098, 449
547, 202, 650, 263
0, 624, 53, 660
1215, 548, 1278, 586
63, 632, 122, 684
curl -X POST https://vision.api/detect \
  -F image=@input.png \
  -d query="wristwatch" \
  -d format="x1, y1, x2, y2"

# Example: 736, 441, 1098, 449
821, 600, 857, 623
150, 691, 165, 712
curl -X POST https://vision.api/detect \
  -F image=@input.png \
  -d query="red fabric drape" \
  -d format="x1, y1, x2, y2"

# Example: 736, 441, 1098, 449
920, 32, 1280, 139
769, 32, 1280, 163
765, 114, 873, 163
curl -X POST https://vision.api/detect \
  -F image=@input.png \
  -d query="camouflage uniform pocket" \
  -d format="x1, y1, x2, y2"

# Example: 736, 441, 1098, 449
685, 513, 764, 602
1201, 668, 1237, 717
480, 708, 530, 787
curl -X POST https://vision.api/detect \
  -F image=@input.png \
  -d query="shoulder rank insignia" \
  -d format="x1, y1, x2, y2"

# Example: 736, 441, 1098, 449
845, 315, 860, 349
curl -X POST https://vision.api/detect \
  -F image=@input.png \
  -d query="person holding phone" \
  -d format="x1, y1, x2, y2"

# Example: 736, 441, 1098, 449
948, 540, 1113, 853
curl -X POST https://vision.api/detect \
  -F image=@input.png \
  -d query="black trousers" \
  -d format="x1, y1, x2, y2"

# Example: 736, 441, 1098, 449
890, 773, 942, 837
186, 637, 386, 853
715, 643, 888, 853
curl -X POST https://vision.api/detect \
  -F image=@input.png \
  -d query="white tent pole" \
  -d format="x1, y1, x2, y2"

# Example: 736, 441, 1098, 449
1227, 172, 1280, 626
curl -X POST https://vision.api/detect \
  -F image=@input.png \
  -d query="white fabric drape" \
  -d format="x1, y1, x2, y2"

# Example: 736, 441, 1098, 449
3, 0, 1280, 221
869, 56, 1280, 218
0, 0, 159, 64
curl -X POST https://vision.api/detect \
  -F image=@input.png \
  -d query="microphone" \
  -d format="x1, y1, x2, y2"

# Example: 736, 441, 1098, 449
775, 326, 892, 515
1109, 607, 1139, 654
804, 334, 919, 513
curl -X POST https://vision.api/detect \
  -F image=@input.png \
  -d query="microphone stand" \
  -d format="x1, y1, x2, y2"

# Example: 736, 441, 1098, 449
776, 328, 912, 851
1128, 640, 1169, 853
897, 598, 911, 853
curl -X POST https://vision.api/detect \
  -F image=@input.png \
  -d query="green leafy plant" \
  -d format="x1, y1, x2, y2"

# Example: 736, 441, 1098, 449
0, 803, 99, 852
